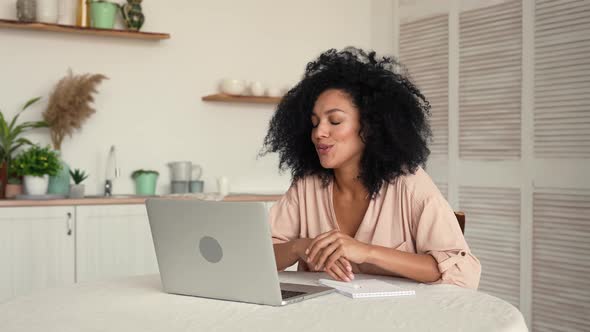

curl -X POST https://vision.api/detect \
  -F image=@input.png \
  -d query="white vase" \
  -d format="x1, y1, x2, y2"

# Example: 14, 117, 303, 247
37, 0, 59, 23
24, 175, 49, 195
57, 0, 76, 25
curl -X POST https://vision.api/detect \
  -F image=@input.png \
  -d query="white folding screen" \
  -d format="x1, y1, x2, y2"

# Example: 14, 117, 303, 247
459, 0, 522, 159
459, 186, 521, 308
400, 14, 449, 156
532, 189, 590, 332
534, 0, 590, 158
397, 0, 589, 330
436, 182, 448, 199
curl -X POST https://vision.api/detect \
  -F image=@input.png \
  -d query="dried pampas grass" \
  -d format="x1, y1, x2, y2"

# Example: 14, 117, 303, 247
43, 69, 108, 150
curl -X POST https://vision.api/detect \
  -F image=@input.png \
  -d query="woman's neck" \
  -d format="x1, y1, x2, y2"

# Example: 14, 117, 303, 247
333, 166, 368, 200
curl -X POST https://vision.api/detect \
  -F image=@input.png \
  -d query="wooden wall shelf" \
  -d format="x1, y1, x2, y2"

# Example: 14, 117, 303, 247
202, 94, 282, 105
0, 19, 170, 40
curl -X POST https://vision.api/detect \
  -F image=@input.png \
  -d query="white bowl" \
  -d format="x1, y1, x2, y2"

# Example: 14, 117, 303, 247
220, 79, 246, 96
250, 81, 265, 97
266, 87, 283, 98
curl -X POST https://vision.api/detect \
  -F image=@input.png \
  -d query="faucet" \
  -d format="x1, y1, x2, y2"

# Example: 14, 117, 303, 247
104, 145, 120, 196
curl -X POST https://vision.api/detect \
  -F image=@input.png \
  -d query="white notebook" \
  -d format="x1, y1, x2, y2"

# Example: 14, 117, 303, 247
319, 279, 415, 299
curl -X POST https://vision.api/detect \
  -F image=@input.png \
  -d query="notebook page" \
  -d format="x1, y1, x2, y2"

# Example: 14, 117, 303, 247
319, 279, 415, 299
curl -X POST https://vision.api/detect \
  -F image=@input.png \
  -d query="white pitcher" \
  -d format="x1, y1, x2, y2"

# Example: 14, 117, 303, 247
168, 161, 191, 182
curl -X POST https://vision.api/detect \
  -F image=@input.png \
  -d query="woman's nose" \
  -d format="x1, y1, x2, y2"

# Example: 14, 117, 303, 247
314, 122, 329, 138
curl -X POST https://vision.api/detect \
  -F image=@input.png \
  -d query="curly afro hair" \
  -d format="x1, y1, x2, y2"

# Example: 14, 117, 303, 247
261, 47, 432, 198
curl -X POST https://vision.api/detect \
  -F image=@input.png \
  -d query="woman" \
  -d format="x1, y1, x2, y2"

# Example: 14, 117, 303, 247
260, 48, 481, 289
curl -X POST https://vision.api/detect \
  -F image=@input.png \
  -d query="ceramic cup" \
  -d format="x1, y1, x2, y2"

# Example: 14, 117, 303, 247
217, 176, 229, 196
189, 180, 204, 193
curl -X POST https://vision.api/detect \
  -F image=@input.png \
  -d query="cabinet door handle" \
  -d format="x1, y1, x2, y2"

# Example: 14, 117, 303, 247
66, 212, 72, 236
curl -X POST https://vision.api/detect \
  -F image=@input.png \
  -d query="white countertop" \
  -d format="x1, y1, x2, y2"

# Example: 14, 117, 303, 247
0, 193, 283, 208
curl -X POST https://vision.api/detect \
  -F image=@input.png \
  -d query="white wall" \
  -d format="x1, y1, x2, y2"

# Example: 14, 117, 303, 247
0, 0, 394, 195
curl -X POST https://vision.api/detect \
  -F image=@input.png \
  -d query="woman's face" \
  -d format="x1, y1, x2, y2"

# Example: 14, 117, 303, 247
311, 89, 365, 170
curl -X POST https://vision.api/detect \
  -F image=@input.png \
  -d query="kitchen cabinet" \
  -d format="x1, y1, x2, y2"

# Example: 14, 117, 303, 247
0, 207, 75, 303
0, 197, 282, 302
75, 205, 158, 282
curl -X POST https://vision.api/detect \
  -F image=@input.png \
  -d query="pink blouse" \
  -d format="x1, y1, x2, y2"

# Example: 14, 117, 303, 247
268, 167, 481, 289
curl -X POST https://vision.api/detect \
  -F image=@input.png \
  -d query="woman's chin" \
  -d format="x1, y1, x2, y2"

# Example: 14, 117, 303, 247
319, 160, 338, 169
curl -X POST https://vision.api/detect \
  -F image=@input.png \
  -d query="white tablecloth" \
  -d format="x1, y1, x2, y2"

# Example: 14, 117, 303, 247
0, 272, 528, 332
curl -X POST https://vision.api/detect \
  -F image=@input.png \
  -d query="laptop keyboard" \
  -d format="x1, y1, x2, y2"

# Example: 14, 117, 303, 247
281, 290, 306, 300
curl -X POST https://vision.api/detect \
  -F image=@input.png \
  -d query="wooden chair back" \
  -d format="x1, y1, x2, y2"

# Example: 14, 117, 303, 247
454, 211, 466, 234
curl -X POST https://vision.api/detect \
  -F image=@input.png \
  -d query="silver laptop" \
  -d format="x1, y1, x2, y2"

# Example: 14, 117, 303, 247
145, 198, 334, 306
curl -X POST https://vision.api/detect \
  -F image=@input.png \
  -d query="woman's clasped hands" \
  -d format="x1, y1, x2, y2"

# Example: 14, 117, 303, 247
304, 230, 371, 282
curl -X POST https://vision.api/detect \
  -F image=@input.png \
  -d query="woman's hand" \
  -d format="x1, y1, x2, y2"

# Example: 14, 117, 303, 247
292, 237, 354, 281
324, 257, 354, 282
306, 230, 371, 271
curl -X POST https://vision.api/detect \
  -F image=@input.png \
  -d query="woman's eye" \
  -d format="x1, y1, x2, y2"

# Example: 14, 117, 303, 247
330, 121, 341, 125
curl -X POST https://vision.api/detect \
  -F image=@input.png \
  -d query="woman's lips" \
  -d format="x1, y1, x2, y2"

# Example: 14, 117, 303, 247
316, 144, 333, 155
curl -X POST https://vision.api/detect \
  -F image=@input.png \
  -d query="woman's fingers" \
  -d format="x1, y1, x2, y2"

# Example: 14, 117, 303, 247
325, 260, 350, 281
334, 258, 354, 281
324, 248, 348, 273
339, 257, 352, 272
306, 231, 338, 262
312, 241, 341, 270
306, 230, 336, 254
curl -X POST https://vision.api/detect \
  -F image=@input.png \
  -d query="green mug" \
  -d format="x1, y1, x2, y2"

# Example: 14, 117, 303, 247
90, 1, 119, 29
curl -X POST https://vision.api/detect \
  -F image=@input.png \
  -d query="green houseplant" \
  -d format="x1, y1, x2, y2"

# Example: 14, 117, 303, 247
12, 145, 61, 196
69, 168, 89, 198
131, 169, 159, 196
0, 97, 48, 198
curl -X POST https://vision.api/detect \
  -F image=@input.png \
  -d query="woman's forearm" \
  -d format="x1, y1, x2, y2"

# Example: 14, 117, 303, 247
364, 245, 441, 283
273, 240, 303, 271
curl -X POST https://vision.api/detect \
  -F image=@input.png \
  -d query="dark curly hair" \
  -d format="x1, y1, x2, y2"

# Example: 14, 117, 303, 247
260, 47, 432, 198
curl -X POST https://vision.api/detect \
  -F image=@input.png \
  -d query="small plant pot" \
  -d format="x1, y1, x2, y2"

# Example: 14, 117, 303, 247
90, 1, 118, 29
69, 184, 85, 198
24, 175, 49, 195
5, 184, 24, 198
134, 173, 158, 196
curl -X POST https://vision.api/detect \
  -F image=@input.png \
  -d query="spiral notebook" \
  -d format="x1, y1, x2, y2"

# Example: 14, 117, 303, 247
319, 279, 415, 299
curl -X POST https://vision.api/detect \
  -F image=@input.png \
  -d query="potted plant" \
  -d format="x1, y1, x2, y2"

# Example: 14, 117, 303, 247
43, 70, 107, 195
69, 168, 89, 198
11, 145, 61, 196
131, 169, 158, 196
0, 97, 48, 198
5, 177, 24, 198
5, 163, 23, 198
89, 0, 120, 29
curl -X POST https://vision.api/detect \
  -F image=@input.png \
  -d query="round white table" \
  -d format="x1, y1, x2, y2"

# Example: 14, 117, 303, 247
0, 272, 527, 332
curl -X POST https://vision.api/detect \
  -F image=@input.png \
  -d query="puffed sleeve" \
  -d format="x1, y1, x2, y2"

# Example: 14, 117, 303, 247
413, 195, 482, 289
268, 182, 301, 244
